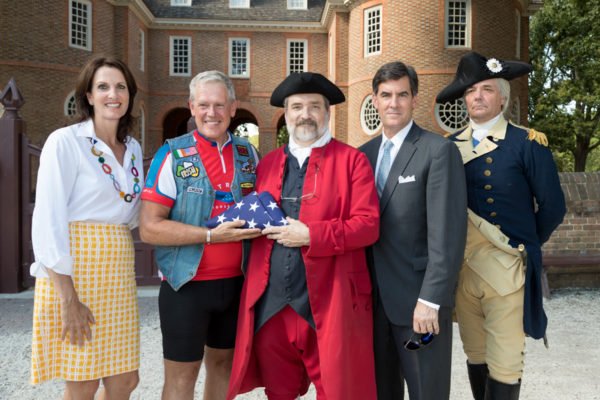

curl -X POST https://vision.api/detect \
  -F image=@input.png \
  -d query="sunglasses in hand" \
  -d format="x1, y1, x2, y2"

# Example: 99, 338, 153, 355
403, 332, 435, 351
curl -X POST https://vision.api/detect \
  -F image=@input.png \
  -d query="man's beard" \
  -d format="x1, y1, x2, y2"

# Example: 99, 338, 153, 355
288, 118, 328, 143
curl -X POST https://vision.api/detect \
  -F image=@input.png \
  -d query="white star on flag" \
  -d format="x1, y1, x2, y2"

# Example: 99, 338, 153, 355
205, 191, 288, 230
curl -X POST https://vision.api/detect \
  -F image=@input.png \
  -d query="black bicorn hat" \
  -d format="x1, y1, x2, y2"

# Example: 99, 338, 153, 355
270, 72, 345, 107
435, 52, 532, 104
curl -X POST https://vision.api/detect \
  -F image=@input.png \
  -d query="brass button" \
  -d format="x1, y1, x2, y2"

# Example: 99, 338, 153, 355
518, 244, 525, 252
486, 157, 493, 164
486, 198, 494, 204
484, 184, 492, 190
484, 170, 491, 176
490, 211, 497, 217
495, 224, 501, 230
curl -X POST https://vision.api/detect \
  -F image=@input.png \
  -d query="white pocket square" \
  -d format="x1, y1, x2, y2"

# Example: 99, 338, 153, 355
398, 175, 416, 184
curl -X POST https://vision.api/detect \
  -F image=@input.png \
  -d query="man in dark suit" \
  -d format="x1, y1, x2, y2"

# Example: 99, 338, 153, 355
359, 61, 467, 400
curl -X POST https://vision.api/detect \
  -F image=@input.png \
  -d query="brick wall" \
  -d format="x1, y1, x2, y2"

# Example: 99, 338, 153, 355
1, 0, 530, 156
543, 173, 600, 256
544, 173, 600, 288
346, 0, 530, 147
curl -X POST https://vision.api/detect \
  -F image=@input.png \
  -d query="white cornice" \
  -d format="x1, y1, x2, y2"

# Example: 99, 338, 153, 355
151, 19, 325, 32
106, 0, 155, 26
321, 0, 349, 28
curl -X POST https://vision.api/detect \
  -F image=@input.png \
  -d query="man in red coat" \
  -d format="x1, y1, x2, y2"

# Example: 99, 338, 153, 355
226, 72, 380, 400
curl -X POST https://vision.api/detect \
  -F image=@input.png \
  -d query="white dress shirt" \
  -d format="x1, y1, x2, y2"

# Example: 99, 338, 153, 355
375, 120, 413, 179
31, 119, 143, 278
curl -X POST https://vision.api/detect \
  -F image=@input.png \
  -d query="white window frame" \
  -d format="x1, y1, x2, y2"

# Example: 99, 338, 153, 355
515, 9, 521, 59
171, 0, 191, 6
170, 36, 191, 77
229, 0, 250, 8
64, 91, 77, 116
328, 32, 335, 79
444, 0, 471, 49
288, 0, 307, 10
139, 29, 145, 72
229, 38, 250, 78
360, 95, 382, 136
364, 5, 382, 57
435, 99, 470, 133
287, 39, 308, 75
69, 0, 92, 51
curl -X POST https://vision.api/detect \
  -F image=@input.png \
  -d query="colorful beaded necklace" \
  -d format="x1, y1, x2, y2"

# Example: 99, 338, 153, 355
90, 139, 141, 203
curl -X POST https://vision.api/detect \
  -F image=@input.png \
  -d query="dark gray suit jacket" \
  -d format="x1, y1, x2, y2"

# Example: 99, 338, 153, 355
359, 123, 467, 326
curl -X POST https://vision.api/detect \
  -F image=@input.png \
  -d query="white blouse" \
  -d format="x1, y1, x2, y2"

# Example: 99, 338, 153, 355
31, 119, 144, 278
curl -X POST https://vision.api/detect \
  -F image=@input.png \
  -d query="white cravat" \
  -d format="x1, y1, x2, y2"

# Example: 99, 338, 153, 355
288, 128, 332, 166
472, 113, 503, 142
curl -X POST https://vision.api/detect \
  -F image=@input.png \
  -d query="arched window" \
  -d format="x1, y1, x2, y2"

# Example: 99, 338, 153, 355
435, 98, 470, 133
64, 91, 77, 116
360, 95, 381, 136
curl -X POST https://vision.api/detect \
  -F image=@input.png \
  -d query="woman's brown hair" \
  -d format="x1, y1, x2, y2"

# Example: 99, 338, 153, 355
74, 56, 138, 143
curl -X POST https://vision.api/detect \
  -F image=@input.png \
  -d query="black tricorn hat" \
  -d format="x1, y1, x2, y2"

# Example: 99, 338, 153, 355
270, 72, 345, 107
436, 52, 532, 104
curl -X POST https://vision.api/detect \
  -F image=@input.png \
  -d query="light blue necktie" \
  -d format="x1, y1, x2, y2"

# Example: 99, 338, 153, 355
376, 140, 394, 196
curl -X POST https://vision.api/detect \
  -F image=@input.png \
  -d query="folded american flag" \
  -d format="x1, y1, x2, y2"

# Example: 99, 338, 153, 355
206, 191, 288, 229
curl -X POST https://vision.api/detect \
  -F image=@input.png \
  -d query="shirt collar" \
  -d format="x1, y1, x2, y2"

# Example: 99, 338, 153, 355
471, 112, 503, 141
381, 120, 413, 148
75, 119, 95, 139
194, 130, 232, 148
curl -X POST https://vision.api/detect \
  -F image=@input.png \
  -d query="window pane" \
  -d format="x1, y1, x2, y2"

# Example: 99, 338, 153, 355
70, 1, 89, 49
447, 1, 468, 47
288, 40, 305, 74
231, 39, 249, 76
365, 7, 382, 56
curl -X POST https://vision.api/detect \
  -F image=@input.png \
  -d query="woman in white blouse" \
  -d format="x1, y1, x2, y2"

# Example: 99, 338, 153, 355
30, 57, 143, 400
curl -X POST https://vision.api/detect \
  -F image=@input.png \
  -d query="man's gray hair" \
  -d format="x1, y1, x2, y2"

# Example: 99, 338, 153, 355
496, 78, 511, 111
189, 71, 236, 102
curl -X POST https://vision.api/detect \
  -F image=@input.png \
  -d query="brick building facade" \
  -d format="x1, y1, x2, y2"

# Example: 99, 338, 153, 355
1, 0, 539, 156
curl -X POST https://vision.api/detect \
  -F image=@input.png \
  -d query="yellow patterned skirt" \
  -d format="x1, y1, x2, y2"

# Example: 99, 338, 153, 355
31, 222, 140, 384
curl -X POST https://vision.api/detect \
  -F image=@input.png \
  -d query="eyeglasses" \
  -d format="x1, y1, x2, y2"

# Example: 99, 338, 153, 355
403, 332, 435, 351
280, 150, 324, 203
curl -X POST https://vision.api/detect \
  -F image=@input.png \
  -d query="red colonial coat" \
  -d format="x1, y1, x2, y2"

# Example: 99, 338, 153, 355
227, 139, 380, 400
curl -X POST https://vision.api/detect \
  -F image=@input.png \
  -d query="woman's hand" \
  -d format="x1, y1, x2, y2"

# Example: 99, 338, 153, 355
47, 268, 96, 347
60, 297, 96, 347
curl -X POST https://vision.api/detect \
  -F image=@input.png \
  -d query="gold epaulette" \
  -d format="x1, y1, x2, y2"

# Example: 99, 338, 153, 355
444, 132, 452, 138
527, 128, 548, 147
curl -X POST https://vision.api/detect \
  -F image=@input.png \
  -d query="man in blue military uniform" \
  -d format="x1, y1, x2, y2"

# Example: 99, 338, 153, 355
436, 52, 566, 400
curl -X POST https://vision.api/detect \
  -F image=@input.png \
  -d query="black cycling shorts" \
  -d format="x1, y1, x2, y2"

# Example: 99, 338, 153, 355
158, 276, 243, 362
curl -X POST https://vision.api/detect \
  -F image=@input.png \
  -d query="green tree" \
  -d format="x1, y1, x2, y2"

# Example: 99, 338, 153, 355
529, 0, 600, 171
277, 125, 289, 148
